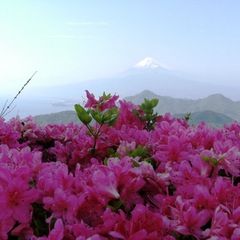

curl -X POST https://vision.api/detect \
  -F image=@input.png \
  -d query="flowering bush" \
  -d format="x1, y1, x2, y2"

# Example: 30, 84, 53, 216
1, 90, 240, 239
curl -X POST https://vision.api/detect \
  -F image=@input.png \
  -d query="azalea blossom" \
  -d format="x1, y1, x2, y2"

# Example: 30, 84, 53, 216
2, 91, 240, 238
0, 173, 38, 224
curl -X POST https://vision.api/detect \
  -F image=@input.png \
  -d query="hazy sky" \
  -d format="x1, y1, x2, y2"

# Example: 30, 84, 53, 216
1, 0, 240, 97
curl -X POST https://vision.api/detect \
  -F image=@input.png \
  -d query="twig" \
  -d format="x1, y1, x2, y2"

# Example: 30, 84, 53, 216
1, 71, 37, 118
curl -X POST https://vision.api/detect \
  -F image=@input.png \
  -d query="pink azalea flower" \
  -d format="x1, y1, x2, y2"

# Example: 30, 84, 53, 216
211, 177, 239, 209
110, 229, 147, 240
190, 154, 213, 177
107, 157, 145, 211
0, 175, 38, 223
221, 146, 240, 177
172, 196, 211, 238
232, 205, 240, 223
84, 90, 119, 111
232, 227, 240, 240
76, 234, 106, 240
0, 217, 15, 240
10, 223, 34, 239
37, 162, 74, 199
75, 191, 106, 227
4, 91, 240, 238
71, 220, 99, 238
108, 204, 165, 239
192, 184, 216, 210
43, 187, 78, 224
84, 90, 98, 108
99, 94, 119, 110
209, 205, 234, 238
47, 219, 64, 240
114, 100, 144, 129
0, 117, 21, 148
130, 204, 164, 237
91, 166, 120, 200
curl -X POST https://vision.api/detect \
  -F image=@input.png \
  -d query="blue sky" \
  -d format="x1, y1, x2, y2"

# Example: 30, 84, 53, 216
1, 0, 240, 97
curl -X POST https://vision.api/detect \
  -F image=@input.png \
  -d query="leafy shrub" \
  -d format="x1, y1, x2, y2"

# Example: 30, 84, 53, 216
0, 90, 240, 239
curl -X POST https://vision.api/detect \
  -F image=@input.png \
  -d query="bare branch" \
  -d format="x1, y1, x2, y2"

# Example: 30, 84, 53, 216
1, 71, 37, 118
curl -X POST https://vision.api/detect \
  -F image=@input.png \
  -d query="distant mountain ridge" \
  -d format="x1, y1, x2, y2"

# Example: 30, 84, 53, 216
33, 90, 237, 127
34, 111, 79, 125
173, 111, 233, 128
125, 90, 240, 121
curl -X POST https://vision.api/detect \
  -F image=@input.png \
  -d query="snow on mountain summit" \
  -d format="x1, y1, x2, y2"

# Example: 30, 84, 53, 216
134, 57, 171, 70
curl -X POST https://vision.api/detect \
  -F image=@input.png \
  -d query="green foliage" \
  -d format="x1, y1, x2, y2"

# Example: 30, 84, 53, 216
168, 184, 176, 196
107, 147, 121, 158
31, 203, 52, 237
131, 159, 140, 167
107, 199, 124, 211
140, 98, 159, 114
200, 155, 223, 167
128, 145, 157, 169
183, 112, 191, 122
75, 104, 92, 125
101, 92, 112, 101
134, 98, 160, 131
171, 232, 197, 240
129, 145, 150, 159
88, 107, 119, 127
75, 104, 119, 128
75, 93, 119, 155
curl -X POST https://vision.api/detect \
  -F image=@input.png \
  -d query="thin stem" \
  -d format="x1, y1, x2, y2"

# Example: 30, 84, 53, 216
1, 71, 37, 117
86, 123, 104, 155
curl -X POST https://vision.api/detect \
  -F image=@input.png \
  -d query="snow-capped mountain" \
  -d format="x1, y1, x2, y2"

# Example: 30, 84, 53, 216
118, 57, 173, 77
17, 56, 240, 119
134, 57, 171, 70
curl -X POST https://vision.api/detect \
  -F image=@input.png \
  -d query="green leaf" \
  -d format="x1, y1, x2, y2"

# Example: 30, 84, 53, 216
101, 108, 119, 126
50, 218, 57, 230
137, 98, 159, 131
135, 145, 148, 157
128, 145, 150, 160
31, 202, 51, 236
133, 109, 140, 116
201, 155, 222, 167
140, 98, 159, 114
104, 158, 108, 165
144, 158, 157, 169
28, 178, 36, 188
200, 155, 210, 163
184, 112, 191, 121
108, 199, 123, 211
106, 113, 119, 126
88, 148, 95, 154
107, 147, 120, 158
102, 92, 111, 100
89, 109, 103, 124
168, 184, 176, 196
211, 157, 218, 166
149, 98, 159, 108
75, 104, 92, 125
131, 159, 140, 167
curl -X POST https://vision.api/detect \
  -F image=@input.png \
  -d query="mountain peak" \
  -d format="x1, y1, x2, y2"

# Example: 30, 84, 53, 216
206, 94, 232, 102
134, 57, 171, 70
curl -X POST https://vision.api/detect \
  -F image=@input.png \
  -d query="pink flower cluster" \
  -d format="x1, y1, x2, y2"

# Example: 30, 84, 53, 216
1, 91, 240, 239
